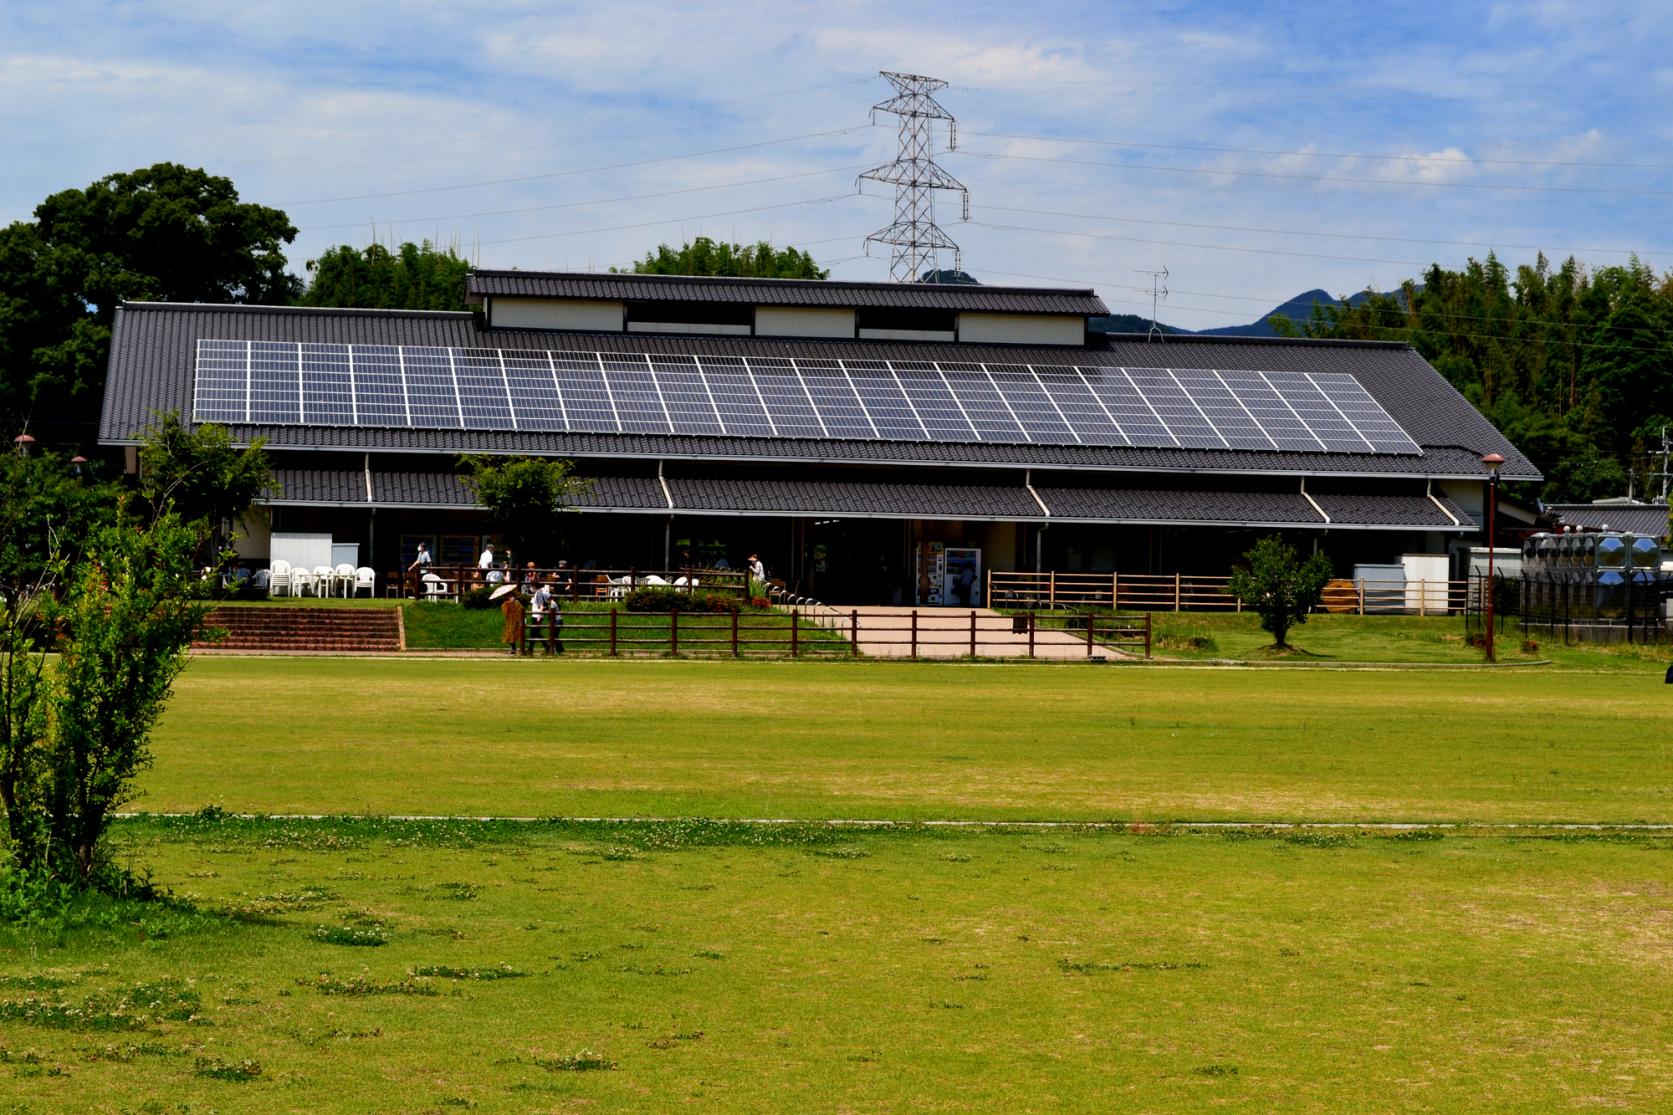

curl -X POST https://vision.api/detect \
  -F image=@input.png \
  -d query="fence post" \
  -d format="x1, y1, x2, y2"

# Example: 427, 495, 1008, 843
910, 610, 918, 659
1358, 578, 1365, 615
1049, 571, 1056, 610
609, 607, 618, 657
1112, 571, 1119, 609
1419, 580, 1427, 617
1174, 573, 1182, 612
970, 610, 977, 657
850, 610, 859, 657
1086, 611, 1095, 657
791, 609, 799, 659
670, 609, 679, 656
731, 608, 739, 657
1028, 611, 1036, 659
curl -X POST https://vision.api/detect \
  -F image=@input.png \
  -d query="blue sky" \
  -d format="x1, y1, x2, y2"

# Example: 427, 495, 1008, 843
3, 1, 1669, 329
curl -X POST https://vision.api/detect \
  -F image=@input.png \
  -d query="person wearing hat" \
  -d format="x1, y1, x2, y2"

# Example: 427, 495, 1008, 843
748, 553, 765, 581
498, 584, 524, 655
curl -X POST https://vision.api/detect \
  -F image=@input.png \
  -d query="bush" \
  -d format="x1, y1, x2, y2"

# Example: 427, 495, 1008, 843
622, 587, 740, 614
461, 585, 498, 610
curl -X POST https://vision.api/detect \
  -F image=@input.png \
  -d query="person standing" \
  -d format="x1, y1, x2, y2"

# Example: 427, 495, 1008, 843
478, 541, 495, 571
501, 590, 524, 656
748, 553, 766, 581
408, 542, 431, 598
530, 581, 554, 654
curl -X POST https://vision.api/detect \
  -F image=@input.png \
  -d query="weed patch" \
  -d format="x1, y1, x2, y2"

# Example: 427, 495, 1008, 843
531, 1049, 616, 1072
410, 964, 527, 981
1058, 959, 1208, 974
194, 1056, 263, 1081
304, 974, 438, 997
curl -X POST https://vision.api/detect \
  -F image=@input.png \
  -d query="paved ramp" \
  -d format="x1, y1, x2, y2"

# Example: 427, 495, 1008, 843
805, 606, 1133, 660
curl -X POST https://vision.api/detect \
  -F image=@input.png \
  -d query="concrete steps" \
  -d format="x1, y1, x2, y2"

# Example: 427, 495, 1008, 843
196, 607, 404, 653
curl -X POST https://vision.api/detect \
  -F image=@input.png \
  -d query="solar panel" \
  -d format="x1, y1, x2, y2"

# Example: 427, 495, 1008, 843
191, 340, 1423, 456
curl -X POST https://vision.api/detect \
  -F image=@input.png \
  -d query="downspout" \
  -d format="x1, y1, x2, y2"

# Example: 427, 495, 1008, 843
659, 460, 674, 569
1026, 469, 1050, 572
1299, 477, 1330, 524
365, 453, 376, 567
1426, 478, 1461, 525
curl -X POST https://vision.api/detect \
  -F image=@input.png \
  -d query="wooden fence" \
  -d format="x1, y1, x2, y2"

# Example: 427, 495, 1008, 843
986, 570, 1469, 615
384, 565, 751, 604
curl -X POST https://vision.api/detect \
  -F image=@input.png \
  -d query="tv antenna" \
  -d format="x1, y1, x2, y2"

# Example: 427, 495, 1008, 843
1137, 266, 1169, 340
859, 71, 970, 283
1658, 425, 1671, 504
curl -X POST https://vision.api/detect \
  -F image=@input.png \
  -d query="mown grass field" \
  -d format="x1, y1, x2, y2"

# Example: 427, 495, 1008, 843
5, 647, 1672, 1112
2, 819, 1669, 1113
139, 657, 1670, 823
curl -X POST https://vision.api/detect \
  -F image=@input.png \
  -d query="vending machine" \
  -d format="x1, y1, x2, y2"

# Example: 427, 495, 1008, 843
943, 547, 982, 607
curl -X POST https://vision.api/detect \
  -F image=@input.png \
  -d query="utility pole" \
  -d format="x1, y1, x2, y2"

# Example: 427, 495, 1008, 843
859, 72, 970, 283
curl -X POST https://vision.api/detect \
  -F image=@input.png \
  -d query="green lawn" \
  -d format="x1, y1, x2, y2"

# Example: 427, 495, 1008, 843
1146, 611, 1673, 669
139, 657, 1672, 823
1, 819, 1667, 1113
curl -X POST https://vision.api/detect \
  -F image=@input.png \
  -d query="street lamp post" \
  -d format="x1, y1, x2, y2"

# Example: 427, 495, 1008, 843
1481, 452, 1505, 661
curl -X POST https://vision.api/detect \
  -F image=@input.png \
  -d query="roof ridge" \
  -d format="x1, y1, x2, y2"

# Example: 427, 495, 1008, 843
119, 301, 475, 320
466, 268, 1097, 297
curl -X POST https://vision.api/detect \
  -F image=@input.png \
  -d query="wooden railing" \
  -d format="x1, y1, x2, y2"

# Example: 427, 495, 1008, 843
386, 565, 751, 603
986, 571, 1469, 615
516, 607, 848, 658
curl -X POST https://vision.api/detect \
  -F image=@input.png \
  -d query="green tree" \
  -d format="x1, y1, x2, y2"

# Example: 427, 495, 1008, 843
137, 412, 274, 560
1227, 535, 1333, 650
617, 237, 829, 279
0, 164, 299, 439
301, 240, 472, 311
458, 456, 590, 565
0, 449, 121, 589
1, 513, 210, 882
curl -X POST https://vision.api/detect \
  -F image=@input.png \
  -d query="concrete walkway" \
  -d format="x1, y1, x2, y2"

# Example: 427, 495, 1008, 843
804, 605, 1132, 660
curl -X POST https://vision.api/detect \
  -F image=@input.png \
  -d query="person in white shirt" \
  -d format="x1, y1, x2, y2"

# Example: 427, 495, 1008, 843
748, 553, 766, 581
478, 543, 495, 570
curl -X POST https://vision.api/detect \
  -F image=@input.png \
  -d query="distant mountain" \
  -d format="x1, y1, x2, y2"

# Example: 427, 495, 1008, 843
1196, 289, 1345, 337
1086, 313, 1186, 335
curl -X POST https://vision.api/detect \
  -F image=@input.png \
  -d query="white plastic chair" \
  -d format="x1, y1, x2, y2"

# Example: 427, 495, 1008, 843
333, 563, 356, 597
641, 574, 669, 587
290, 566, 316, 596
313, 566, 334, 598
269, 560, 292, 597
421, 572, 448, 600
353, 567, 376, 597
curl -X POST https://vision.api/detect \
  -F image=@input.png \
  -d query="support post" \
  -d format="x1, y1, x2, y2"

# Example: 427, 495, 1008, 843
910, 610, 918, 659
609, 607, 618, 657
969, 610, 977, 657
670, 609, 679, 656
731, 608, 739, 657
1027, 611, 1036, 658
850, 610, 859, 657
791, 609, 799, 659
1086, 611, 1095, 656
1174, 572, 1182, 612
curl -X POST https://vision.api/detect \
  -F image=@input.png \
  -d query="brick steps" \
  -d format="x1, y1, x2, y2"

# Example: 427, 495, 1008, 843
196, 607, 404, 653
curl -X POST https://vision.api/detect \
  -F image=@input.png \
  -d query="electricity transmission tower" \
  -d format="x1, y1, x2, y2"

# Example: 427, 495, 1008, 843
859, 71, 970, 283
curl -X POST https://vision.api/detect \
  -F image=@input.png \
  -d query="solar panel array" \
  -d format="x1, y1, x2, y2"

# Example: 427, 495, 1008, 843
192, 340, 1421, 454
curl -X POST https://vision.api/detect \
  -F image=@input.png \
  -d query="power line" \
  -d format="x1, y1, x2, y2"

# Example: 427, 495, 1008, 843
956, 147, 1673, 198
472, 194, 862, 248
277, 126, 873, 206
976, 203, 1670, 259
970, 216, 1434, 266
963, 130, 1673, 172
298, 164, 875, 233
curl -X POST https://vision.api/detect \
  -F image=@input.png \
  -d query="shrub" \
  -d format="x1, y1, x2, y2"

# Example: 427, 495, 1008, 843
460, 586, 497, 610
622, 588, 740, 614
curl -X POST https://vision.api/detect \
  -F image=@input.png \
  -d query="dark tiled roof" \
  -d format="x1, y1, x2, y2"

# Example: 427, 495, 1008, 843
466, 270, 1107, 315
1312, 490, 1467, 528
100, 302, 1538, 481
267, 468, 366, 505
1546, 503, 1669, 537
666, 477, 1042, 520
1034, 487, 1469, 530
266, 466, 1467, 529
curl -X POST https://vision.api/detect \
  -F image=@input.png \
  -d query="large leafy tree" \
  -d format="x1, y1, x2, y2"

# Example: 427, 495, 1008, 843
0, 163, 299, 439
459, 455, 590, 565
618, 237, 828, 280
0, 450, 122, 590
301, 240, 472, 311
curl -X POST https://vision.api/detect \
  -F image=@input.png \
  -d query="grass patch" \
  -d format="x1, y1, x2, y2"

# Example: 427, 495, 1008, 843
140, 657, 1673, 823
0, 819, 1666, 1112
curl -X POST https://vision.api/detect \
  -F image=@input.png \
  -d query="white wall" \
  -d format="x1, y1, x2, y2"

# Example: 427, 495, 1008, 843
627, 321, 751, 336
858, 327, 956, 342
756, 306, 855, 338
957, 313, 1083, 346
489, 297, 623, 332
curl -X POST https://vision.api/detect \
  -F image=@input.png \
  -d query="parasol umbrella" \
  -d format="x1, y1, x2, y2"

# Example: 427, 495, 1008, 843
490, 583, 518, 601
